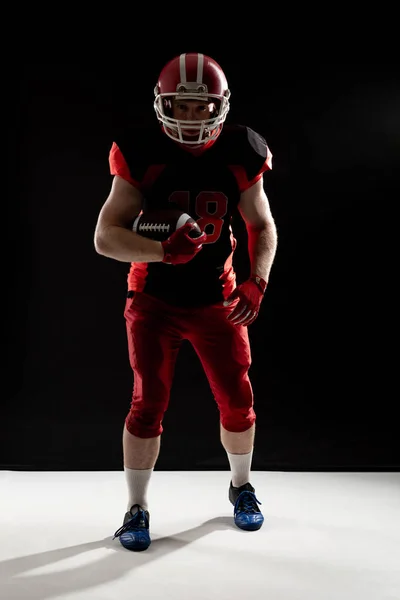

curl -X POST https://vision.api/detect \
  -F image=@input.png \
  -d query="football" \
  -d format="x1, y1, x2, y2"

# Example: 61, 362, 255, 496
132, 209, 202, 241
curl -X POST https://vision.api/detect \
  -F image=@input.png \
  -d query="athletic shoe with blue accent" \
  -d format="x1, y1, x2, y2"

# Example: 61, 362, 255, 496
113, 504, 151, 551
229, 481, 264, 531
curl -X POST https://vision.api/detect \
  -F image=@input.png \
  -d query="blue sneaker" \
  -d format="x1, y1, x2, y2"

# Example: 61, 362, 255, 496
229, 481, 264, 531
113, 504, 151, 551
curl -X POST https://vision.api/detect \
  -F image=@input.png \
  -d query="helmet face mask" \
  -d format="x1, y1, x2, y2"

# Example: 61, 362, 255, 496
154, 53, 231, 147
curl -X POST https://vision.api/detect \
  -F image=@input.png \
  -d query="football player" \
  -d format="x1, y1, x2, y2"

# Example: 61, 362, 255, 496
94, 52, 278, 551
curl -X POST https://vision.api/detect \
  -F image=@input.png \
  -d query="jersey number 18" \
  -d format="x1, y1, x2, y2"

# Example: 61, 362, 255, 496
169, 191, 228, 244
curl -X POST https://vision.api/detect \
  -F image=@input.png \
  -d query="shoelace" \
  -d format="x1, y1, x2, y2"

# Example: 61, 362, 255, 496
235, 491, 262, 514
113, 510, 148, 539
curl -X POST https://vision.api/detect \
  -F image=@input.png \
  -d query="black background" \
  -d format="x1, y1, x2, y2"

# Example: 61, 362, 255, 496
6, 30, 400, 472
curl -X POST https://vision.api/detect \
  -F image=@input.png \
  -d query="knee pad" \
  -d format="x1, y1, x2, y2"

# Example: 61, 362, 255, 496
220, 406, 256, 433
125, 411, 164, 438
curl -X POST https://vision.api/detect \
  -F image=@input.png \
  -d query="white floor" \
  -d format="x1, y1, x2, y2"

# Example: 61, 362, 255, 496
0, 470, 399, 600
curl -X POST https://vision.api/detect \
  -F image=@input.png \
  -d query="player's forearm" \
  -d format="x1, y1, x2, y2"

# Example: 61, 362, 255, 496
94, 225, 164, 262
247, 222, 278, 282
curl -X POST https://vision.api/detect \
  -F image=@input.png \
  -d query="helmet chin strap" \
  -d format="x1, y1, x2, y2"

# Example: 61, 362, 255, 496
170, 122, 219, 145
161, 123, 222, 150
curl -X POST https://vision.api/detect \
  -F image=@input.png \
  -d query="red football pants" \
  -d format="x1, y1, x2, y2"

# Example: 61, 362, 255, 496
124, 292, 256, 438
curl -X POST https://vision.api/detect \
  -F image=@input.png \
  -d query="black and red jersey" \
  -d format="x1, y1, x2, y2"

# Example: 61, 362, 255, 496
109, 124, 272, 307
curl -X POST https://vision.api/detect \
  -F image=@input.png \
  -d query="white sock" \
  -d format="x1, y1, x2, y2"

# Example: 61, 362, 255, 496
226, 449, 253, 488
124, 467, 153, 512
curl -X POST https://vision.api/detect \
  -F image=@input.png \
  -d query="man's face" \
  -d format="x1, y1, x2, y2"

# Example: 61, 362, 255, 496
171, 98, 216, 137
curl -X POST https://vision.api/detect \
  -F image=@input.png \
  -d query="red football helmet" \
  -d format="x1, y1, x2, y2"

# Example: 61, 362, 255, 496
154, 52, 231, 147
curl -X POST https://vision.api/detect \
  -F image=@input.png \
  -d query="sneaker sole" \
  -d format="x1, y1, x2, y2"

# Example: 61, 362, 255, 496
235, 520, 264, 531
119, 539, 151, 551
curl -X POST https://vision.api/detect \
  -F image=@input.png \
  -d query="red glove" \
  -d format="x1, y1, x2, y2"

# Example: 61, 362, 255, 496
161, 222, 207, 265
223, 275, 267, 326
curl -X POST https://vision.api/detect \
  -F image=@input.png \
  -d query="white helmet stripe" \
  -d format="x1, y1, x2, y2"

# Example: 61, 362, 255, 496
179, 53, 187, 83
179, 53, 204, 84
196, 53, 204, 83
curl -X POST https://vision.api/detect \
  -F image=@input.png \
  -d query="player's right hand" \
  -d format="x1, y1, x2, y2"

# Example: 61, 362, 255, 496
161, 222, 207, 265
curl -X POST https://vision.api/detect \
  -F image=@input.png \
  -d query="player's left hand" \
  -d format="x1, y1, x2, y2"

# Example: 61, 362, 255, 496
223, 275, 267, 326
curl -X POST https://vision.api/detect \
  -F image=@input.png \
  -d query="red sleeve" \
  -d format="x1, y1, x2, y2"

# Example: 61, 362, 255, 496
229, 145, 273, 193
109, 142, 141, 188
